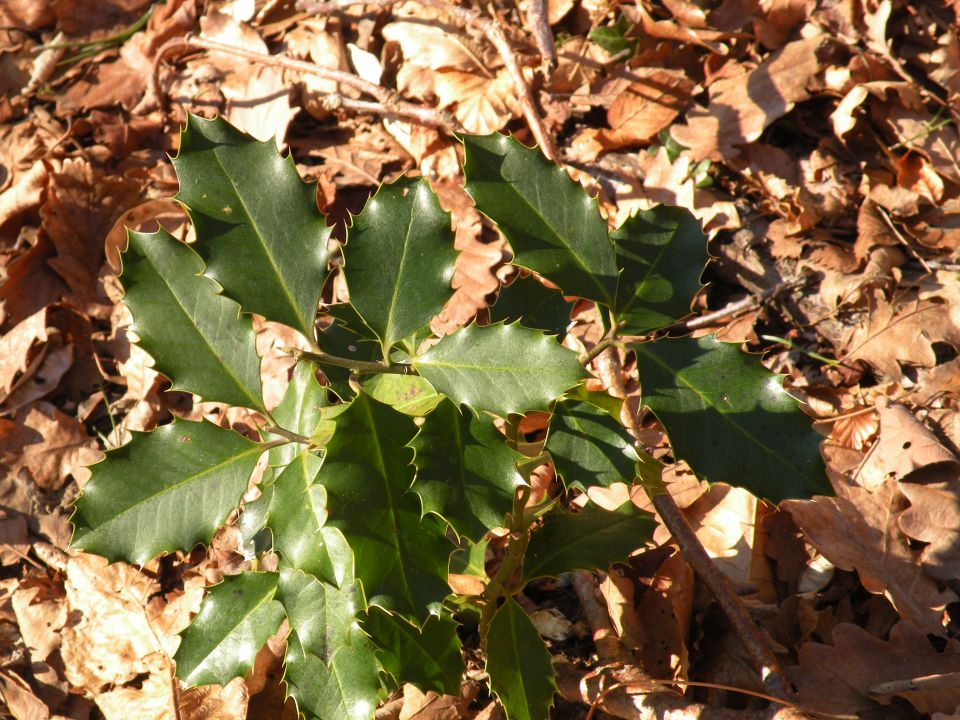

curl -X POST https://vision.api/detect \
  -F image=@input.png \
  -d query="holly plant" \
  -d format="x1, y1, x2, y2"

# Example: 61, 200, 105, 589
70, 114, 828, 720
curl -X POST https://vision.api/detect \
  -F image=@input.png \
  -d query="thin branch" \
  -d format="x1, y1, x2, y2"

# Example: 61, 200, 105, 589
264, 425, 313, 445
580, 322, 625, 365
525, 0, 557, 70
571, 570, 626, 664
283, 346, 415, 376
583, 345, 797, 704
140, 35, 457, 130
649, 491, 793, 702
299, 0, 559, 161
683, 275, 808, 331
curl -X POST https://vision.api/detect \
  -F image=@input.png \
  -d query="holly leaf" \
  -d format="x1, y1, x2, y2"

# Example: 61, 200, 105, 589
546, 400, 639, 489
317, 393, 452, 621
612, 206, 707, 333
285, 631, 381, 720
267, 451, 354, 587
521, 502, 655, 584
362, 373, 441, 416
174, 572, 285, 687
266, 362, 329, 469
461, 134, 617, 304
71, 420, 261, 565
316, 310, 382, 400
363, 607, 465, 696
122, 229, 264, 411
278, 569, 364, 664
410, 398, 524, 542
489, 274, 573, 338
346, 177, 457, 357
485, 597, 556, 720
633, 334, 830, 502
173, 113, 330, 340
413, 323, 584, 417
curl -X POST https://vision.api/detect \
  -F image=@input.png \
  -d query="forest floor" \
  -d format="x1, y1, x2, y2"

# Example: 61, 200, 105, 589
2, 0, 960, 718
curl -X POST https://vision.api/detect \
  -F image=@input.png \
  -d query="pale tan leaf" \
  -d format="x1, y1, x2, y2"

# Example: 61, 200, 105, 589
433, 69, 516, 135
600, 70, 696, 147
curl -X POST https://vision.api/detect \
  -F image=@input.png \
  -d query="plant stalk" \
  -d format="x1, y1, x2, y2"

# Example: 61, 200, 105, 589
283, 347, 415, 376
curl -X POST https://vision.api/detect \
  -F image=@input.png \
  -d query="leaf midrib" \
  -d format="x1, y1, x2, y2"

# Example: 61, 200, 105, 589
213, 147, 308, 336
381, 186, 419, 355
135, 238, 262, 412
636, 344, 803, 478
86, 439, 261, 545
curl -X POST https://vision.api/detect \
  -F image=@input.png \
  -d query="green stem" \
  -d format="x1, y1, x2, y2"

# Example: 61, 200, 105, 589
264, 425, 313, 446
43, 4, 153, 51
283, 346, 415, 376
479, 485, 532, 644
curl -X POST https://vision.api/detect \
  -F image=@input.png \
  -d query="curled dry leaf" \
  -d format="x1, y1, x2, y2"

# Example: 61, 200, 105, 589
671, 36, 839, 160
793, 622, 960, 716
783, 477, 955, 636
599, 69, 696, 148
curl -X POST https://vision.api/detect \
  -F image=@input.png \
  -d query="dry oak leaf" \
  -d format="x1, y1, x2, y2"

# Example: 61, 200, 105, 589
898, 477, 960, 583
0, 161, 48, 229
0, 232, 69, 327
41, 157, 144, 301
858, 399, 960, 491
0, 307, 48, 398
433, 68, 517, 135
0, 669, 50, 720
839, 292, 958, 383
670, 35, 838, 161
783, 477, 955, 636
599, 69, 696, 147
0, 401, 100, 491
792, 622, 960, 717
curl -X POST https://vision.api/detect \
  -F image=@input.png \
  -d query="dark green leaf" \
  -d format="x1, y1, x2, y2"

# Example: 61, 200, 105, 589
363, 608, 465, 695
612, 206, 707, 333
521, 502, 656, 584
633, 334, 830, 502
411, 398, 523, 541
546, 400, 638, 489
489, 274, 573, 338
461, 134, 617, 304
318, 393, 452, 620
122, 229, 264, 411
173, 113, 329, 339
285, 631, 381, 720
278, 569, 364, 664
414, 323, 584, 417
175, 572, 285, 687
71, 420, 261, 565
588, 15, 638, 56
268, 451, 354, 586
347, 177, 457, 356
485, 597, 556, 720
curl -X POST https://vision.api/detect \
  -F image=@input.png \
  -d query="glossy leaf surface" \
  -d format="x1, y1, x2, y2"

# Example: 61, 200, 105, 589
489, 274, 573, 338
71, 420, 261, 565
317, 393, 452, 620
410, 398, 524, 541
521, 502, 656, 584
414, 323, 583, 417
175, 572, 285, 687
122, 228, 264, 411
363, 608, 465, 695
265, 362, 329, 469
173, 113, 330, 339
278, 569, 363, 664
285, 631, 381, 720
634, 334, 829, 502
612, 206, 707, 333
461, 134, 617, 304
546, 400, 638, 489
347, 177, 457, 356
267, 451, 353, 586
486, 597, 556, 720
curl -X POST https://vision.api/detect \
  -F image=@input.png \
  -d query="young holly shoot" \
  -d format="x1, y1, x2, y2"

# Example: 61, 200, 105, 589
70, 114, 827, 720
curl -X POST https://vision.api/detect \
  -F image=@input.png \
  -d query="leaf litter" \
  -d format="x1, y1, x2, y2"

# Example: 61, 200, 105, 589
3, 0, 960, 718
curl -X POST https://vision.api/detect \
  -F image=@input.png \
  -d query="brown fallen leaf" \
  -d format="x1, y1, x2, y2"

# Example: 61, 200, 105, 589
898, 476, 960, 583
670, 35, 839, 160
783, 477, 954, 636
0, 233, 69, 327
792, 621, 960, 716
0, 307, 48, 399
0, 668, 50, 720
599, 69, 696, 147
0, 402, 101, 491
